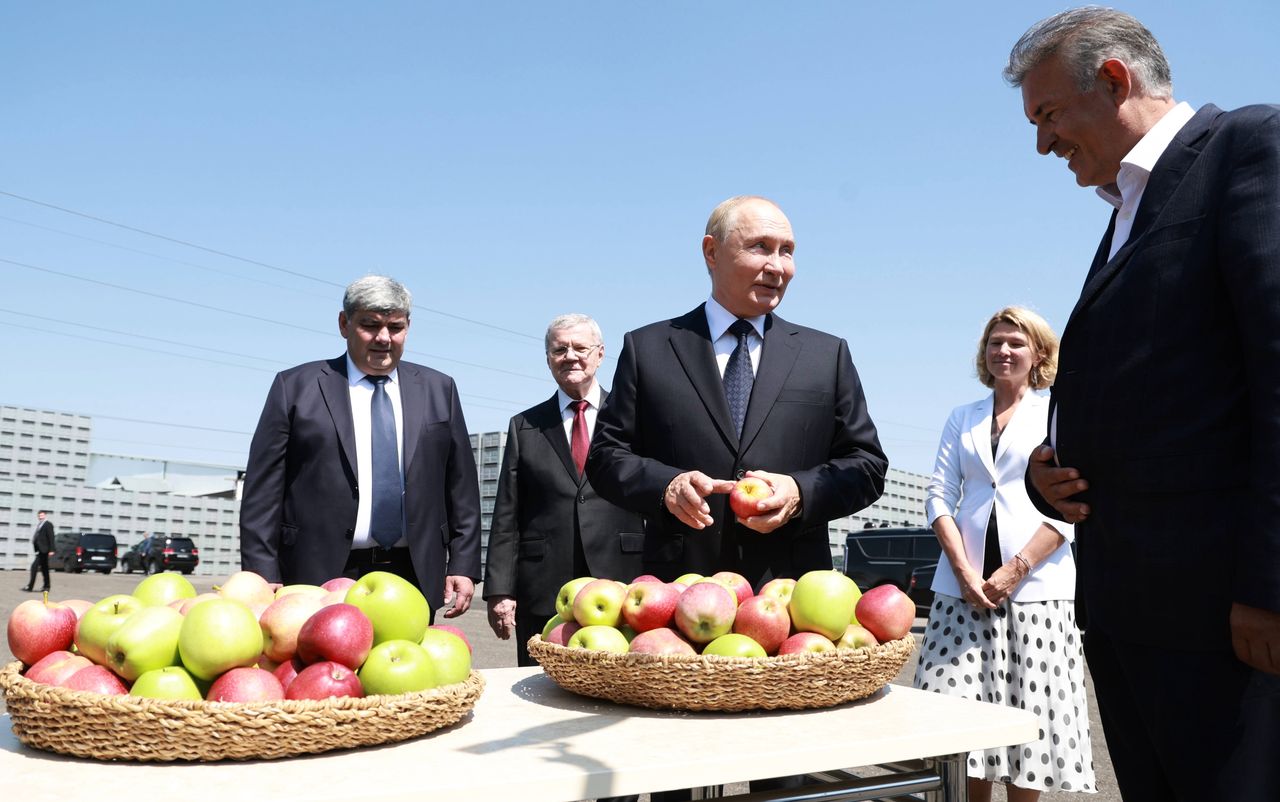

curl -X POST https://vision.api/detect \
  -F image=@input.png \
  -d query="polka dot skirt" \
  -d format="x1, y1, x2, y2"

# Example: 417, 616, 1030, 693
913, 593, 1097, 793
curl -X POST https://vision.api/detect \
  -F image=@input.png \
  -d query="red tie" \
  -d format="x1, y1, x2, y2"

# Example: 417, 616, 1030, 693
570, 400, 590, 476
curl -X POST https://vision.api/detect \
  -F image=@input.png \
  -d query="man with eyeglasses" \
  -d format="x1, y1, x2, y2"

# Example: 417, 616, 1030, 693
483, 314, 644, 667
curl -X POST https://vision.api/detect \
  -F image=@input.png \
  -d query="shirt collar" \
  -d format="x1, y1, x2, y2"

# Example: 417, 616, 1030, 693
1096, 101, 1195, 209
346, 354, 398, 388
705, 295, 766, 341
558, 382, 602, 412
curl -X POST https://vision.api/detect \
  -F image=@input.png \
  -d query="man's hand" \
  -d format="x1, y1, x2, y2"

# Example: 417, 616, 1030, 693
1027, 445, 1091, 523
487, 595, 516, 639
664, 471, 735, 529
737, 470, 802, 533
441, 575, 475, 618
1230, 602, 1280, 675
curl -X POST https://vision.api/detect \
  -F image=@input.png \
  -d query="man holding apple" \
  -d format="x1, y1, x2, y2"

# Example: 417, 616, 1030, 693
240, 275, 482, 620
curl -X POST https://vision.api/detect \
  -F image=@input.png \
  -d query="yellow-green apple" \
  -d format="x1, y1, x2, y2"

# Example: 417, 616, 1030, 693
732, 594, 792, 655
728, 475, 772, 520
835, 624, 880, 650
259, 592, 325, 663
8, 595, 78, 666
777, 632, 837, 655
272, 657, 303, 693
132, 573, 197, 607
297, 603, 374, 668
63, 664, 128, 695
61, 599, 94, 620
710, 571, 753, 606
345, 571, 431, 645
674, 581, 737, 644
555, 576, 595, 620
418, 628, 472, 685
628, 627, 697, 655
789, 570, 861, 640
428, 623, 471, 654
566, 625, 630, 653
622, 581, 680, 632
206, 667, 285, 702
178, 598, 265, 681
106, 605, 184, 681
854, 584, 915, 642
673, 572, 703, 587
131, 665, 203, 700
759, 577, 796, 606
544, 620, 582, 646
275, 584, 326, 600
24, 650, 91, 685
703, 633, 767, 658
74, 594, 145, 666
217, 570, 276, 610
176, 592, 220, 615
287, 660, 365, 700
572, 578, 627, 627
358, 640, 437, 694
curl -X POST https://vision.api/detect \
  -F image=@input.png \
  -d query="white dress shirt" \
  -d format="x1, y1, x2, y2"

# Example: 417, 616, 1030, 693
704, 295, 764, 377
557, 382, 603, 443
346, 354, 406, 549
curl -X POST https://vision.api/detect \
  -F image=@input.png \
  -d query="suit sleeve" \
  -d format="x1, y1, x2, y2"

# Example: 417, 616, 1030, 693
790, 339, 889, 525
443, 380, 483, 582
925, 406, 964, 526
239, 373, 290, 582
482, 416, 521, 599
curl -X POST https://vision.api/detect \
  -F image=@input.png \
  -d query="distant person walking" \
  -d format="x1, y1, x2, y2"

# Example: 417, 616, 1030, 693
23, 510, 54, 592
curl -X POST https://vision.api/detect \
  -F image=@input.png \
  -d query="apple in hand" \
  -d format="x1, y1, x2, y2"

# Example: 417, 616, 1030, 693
259, 592, 325, 663
359, 640, 438, 695
710, 571, 753, 606
854, 584, 916, 642
628, 627, 697, 655
345, 571, 431, 645
132, 573, 197, 607
207, 667, 285, 702
759, 577, 797, 606
296, 603, 374, 669
555, 576, 595, 620
106, 605, 184, 681
24, 650, 91, 685
287, 661, 365, 700
75, 594, 145, 667
572, 578, 628, 627
566, 625, 630, 653
131, 665, 203, 700
836, 624, 880, 650
178, 598, 265, 681
64, 664, 128, 695
789, 570, 861, 641
728, 475, 773, 520
8, 595, 78, 666
703, 633, 767, 658
732, 595, 792, 655
622, 581, 680, 632
674, 581, 737, 644
419, 628, 472, 685
777, 632, 837, 655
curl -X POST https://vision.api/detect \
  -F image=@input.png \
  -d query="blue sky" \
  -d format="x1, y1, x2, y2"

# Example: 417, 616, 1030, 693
3, 1, 1277, 475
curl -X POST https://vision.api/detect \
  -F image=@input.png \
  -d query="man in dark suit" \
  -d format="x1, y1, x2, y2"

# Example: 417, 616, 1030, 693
23, 510, 54, 592
240, 275, 481, 618
484, 314, 645, 667
1007, 8, 1280, 799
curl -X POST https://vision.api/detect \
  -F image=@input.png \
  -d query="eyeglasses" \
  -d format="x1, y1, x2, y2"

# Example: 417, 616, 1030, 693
548, 343, 602, 359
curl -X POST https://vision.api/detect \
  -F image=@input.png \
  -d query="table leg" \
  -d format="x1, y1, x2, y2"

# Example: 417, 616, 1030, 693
923, 753, 966, 802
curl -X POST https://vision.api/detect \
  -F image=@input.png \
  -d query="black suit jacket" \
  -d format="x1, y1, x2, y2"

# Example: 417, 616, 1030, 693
240, 356, 482, 608
587, 306, 888, 587
34, 520, 54, 554
1030, 104, 1280, 646
482, 391, 645, 617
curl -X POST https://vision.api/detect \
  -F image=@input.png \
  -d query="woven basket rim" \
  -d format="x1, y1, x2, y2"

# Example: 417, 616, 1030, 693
527, 633, 914, 663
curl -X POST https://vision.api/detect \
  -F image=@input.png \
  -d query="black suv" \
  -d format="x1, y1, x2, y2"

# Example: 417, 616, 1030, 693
52, 532, 118, 574
119, 535, 200, 575
843, 527, 941, 602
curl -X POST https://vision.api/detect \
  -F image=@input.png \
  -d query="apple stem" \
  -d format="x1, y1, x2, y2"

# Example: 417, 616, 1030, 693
42, 590, 50, 605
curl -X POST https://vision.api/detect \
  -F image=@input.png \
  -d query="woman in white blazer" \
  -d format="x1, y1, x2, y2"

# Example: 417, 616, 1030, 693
913, 307, 1094, 802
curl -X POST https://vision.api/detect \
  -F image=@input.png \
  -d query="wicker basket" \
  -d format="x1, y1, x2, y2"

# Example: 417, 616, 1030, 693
0, 660, 484, 762
528, 634, 914, 712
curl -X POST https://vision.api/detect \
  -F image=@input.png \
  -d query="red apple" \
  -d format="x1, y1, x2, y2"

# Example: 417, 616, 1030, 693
63, 664, 129, 695
25, 650, 92, 686
622, 581, 680, 632
296, 603, 374, 668
273, 657, 304, 692
728, 475, 772, 520
835, 624, 880, 650
286, 660, 364, 700
674, 581, 737, 644
710, 571, 753, 606
259, 592, 325, 663
207, 667, 285, 702
7, 595, 78, 666
544, 620, 582, 646
777, 632, 837, 655
855, 585, 916, 642
61, 599, 94, 620
320, 577, 357, 593
630, 574, 663, 584
732, 595, 792, 655
759, 577, 797, 606
628, 627, 698, 655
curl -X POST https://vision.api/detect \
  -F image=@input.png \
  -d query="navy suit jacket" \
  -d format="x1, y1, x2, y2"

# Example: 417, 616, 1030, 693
587, 306, 888, 588
239, 356, 482, 609
1030, 104, 1280, 646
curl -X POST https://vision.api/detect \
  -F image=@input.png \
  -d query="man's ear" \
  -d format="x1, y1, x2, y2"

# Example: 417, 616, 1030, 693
702, 234, 718, 273
1098, 58, 1133, 106
338, 311, 349, 336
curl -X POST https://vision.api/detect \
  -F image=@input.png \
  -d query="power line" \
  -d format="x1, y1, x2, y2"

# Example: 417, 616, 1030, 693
0, 320, 276, 373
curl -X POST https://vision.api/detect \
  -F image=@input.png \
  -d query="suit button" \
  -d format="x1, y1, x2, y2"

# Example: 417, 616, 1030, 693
578, 495, 586, 504
991, 482, 996, 488
734, 469, 745, 480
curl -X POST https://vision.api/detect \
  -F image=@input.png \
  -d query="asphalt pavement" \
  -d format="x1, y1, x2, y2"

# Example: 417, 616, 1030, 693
1, 569, 1119, 801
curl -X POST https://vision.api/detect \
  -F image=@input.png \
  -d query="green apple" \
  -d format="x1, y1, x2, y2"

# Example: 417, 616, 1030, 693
106, 606, 184, 681
703, 633, 767, 658
345, 571, 431, 645
358, 639, 438, 695
131, 665, 203, 700
418, 628, 471, 685
75, 594, 145, 667
132, 573, 197, 607
178, 598, 264, 681
673, 572, 704, 587
788, 570, 861, 641
566, 625, 630, 653
540, 613, 565, 640
554, 576, 595, 620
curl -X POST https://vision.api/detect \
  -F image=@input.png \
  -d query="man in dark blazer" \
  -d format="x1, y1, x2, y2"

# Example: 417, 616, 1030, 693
23, 510, 54, 592
483, 314, 645, 665
1007, 8, 1280, 799
240, 276, 481, 618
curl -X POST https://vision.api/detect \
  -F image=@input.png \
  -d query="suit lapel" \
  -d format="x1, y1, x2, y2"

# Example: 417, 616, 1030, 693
972, 396, 997, 480
669, 306, 738, 449
318, 356, 357, 475
534, 394, 580, 482
739, 314, 798, 454
399, 364, 426, 474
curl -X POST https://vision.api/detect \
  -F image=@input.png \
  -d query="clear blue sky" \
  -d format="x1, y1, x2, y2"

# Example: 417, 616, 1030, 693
3, 1, 1277, 475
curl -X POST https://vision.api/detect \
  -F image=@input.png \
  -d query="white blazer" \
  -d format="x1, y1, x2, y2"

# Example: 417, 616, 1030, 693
925, 392, 1076, 602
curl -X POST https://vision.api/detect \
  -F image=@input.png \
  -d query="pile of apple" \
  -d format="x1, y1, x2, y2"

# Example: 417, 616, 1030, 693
5, 570, 472, 703
540, 568, 915, 658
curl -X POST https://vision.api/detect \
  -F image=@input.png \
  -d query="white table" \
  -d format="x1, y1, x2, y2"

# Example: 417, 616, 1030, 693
1, 667, 1036, 802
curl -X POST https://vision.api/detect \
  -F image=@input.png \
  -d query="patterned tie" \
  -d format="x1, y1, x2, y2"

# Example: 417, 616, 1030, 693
367, 375, 403, 548
723, 319, 755, 438
570, 399, 590, 476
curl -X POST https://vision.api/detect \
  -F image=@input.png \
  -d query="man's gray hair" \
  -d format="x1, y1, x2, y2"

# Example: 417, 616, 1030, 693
545, 313, 603, 352
342, 275, 413, 317
705, 195, 779, 242
1004, 6, 1172, 99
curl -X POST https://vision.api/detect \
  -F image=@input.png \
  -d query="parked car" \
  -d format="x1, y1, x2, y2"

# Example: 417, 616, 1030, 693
52, 531, 118, 574
843, 527, 941, 596
119, 535, 200, 575
907, 562, 937, 616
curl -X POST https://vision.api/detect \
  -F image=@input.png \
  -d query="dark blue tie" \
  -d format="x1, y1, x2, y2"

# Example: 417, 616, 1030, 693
723, 319, 755, 438
367, 375, 403, 548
